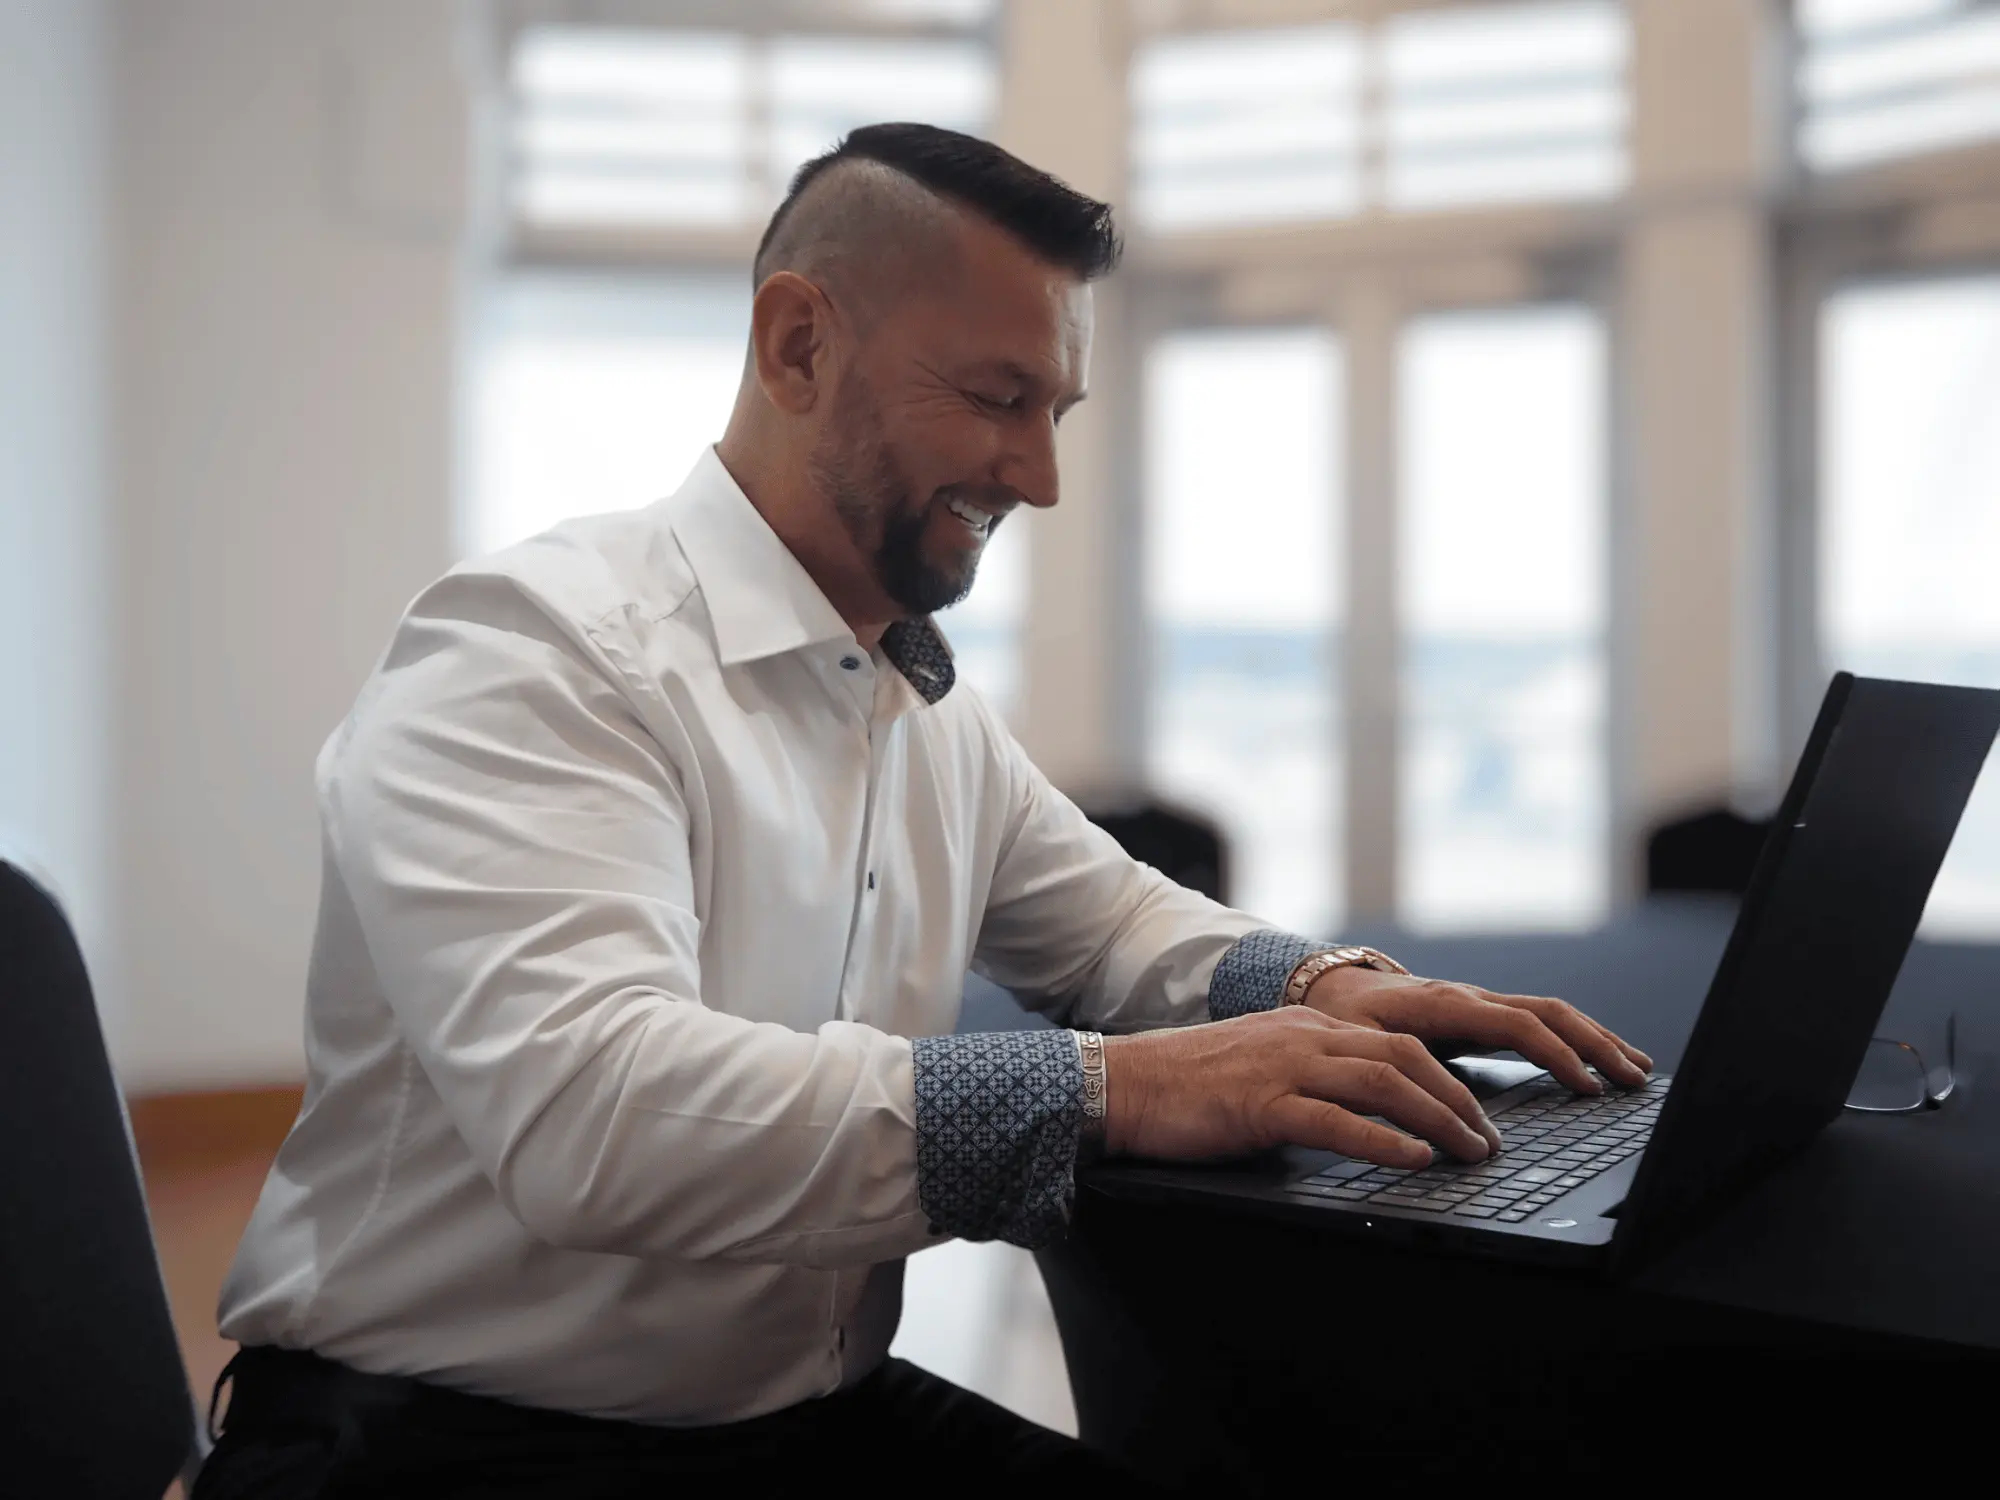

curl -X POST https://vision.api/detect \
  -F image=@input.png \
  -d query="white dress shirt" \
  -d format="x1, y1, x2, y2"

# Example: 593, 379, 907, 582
218, 449, 1275, 1425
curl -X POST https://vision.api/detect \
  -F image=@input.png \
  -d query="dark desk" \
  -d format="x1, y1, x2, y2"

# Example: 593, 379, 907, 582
1027, 901, 2000, 1488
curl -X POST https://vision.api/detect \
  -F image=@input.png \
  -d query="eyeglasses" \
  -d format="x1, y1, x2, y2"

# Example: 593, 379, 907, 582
1843, 1014, 1957, 1115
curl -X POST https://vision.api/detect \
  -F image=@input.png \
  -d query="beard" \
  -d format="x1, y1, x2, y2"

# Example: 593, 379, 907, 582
807, 372, 992, 617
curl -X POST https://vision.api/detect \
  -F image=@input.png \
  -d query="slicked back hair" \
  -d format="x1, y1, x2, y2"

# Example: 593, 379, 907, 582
752, 122, 1123, 288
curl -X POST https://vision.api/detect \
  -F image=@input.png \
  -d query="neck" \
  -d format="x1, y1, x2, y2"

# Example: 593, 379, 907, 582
715, 420, 899, 649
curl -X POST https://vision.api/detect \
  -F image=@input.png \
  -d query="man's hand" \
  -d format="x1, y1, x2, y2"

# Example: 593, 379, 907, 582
1101, 1008, 1502, 1169
1302, 965, 1653, 1096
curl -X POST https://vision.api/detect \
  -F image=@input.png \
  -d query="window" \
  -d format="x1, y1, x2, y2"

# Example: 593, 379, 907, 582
1130, 26, 1363, 233
1383, 1, 1627, 211
510, 26, 995, 231
1145, 329, 1344, 935
1797, 0, 2000, 173
466, 273, 750, 557
936, 509, 1027, 719
1399, 305, 1608, 931
1128, 1, 1627, 232
1820, 275, 2000, 935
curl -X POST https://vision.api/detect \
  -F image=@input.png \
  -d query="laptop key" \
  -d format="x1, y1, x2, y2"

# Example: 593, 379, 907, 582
1452, 1205, 1499, 1218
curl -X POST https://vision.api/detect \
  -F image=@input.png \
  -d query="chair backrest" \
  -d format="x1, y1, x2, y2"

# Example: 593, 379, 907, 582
1081, 798, 1231, 906
0, 860, 200, 1497
1644, 806, 1772, 896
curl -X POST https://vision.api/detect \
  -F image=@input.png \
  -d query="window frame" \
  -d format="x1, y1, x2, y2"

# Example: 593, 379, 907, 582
1774, 143, 2000, 758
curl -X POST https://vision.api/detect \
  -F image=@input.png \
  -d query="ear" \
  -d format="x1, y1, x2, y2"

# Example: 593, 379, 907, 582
748, 271, 835, 416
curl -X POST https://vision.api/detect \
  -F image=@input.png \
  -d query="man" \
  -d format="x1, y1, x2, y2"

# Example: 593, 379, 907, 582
197, 125, 1650, 1497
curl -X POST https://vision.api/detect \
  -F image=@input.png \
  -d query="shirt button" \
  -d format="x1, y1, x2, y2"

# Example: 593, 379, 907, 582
839, 655, 861, 671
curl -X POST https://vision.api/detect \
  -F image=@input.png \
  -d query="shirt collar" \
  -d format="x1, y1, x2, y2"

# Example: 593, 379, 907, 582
667, 447, 957, 706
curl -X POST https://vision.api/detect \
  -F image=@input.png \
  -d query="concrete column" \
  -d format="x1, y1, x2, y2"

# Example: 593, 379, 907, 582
1339, 275, 1402, 923
1619, 0, 1787, 868
994, 0, 1136, 794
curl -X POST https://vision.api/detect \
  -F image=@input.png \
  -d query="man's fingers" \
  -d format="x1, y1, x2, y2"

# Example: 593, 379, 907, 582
1346, 1028, 1503, 1153
1483, 992, 1651, 1086
1395, 985, 1599, 1094
1265, 1095, 1432, 1169
1297, 1051, 1492, 1161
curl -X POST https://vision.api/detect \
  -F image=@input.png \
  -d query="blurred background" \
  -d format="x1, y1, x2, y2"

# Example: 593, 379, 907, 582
5, 0, 2000, 1441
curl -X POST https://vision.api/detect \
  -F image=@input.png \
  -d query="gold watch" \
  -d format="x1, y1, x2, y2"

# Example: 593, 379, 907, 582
1281, 945, 1411, 1007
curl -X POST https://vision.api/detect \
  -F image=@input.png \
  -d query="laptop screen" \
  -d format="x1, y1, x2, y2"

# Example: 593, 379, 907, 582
1614, 674, 2000, 1266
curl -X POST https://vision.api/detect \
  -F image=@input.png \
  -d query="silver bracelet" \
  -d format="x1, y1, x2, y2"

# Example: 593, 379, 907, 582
1075, 1030, 1108, 1152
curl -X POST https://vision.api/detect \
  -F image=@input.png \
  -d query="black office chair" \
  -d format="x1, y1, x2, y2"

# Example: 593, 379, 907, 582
1079, 797, 1230, 906
0, 859, 207, 1495
1644, 806, 1772, 896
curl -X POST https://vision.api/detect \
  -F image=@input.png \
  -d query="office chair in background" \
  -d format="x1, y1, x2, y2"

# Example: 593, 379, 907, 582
1080, 798, 1231, 906
0, 860, 207, 1496
1644, 806, 1772, 896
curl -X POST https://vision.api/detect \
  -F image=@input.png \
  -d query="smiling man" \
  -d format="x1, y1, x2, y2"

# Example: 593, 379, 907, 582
197, 126, 1650, 1499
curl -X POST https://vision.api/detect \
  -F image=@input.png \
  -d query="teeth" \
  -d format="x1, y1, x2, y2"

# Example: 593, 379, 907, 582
945, 497, 990, 533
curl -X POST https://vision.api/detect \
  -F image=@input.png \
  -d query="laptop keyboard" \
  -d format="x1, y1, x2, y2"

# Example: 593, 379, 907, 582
1284, 1074, 1668, 1224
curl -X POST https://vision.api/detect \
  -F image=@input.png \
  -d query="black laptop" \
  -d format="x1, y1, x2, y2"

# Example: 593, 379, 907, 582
1095, 673, 2000, 1273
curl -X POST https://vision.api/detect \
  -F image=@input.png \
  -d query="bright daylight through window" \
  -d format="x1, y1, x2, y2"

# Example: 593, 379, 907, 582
468, 274, 748, 559
510, 25, 994, 228
1400, 305, 1608, 932
1129, 0, 1626, 233
1798, 0, 2000, 171
1146, 329, 1344, 937
1821, 276, 2000, 936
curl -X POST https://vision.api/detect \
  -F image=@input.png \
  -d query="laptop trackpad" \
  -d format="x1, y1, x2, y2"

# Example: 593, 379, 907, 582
1444, 1054, 1550, 1101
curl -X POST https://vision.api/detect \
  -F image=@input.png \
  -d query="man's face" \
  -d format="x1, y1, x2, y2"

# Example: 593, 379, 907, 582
807, 217, 1092, 616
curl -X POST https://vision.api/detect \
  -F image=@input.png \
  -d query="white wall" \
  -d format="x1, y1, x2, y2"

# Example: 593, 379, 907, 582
110, 0, 465, 1090
0, 0, 114, 993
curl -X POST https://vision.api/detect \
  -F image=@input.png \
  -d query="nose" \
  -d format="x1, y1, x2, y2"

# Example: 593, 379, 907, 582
999, 410, 1061, 512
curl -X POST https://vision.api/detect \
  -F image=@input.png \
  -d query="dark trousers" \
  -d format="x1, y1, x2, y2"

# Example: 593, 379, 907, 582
194, 1346, 1172, 1499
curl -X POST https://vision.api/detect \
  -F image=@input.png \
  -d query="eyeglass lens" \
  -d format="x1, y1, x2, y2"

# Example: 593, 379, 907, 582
1846, 1038, 1930, 1112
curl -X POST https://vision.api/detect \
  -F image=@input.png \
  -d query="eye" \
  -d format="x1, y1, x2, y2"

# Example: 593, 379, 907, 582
970, 389, 1024, 415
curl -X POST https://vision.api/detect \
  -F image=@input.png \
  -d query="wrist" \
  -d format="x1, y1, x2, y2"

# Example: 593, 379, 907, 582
1098, 1032, 1153, 1157
1285, 945, 1410, 1008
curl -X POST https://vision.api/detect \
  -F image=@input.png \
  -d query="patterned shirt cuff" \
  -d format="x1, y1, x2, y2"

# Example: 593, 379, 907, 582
1207, 928, 1331, 1020
912, 1031, 1082, 1249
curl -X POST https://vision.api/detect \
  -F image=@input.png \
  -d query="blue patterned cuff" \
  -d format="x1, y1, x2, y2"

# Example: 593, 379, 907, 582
912, 1031, 1081, 1248
1207, 928, 1331, 1020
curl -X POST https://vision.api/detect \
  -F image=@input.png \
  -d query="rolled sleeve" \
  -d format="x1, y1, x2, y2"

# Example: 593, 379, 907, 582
911, 1031, 1082, 1248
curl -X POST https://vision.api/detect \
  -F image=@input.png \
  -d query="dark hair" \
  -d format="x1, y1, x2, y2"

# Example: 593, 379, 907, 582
753, 122, 1123, 284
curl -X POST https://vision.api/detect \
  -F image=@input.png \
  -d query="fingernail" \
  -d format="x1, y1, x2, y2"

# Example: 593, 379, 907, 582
1477, 1109, 1503, 1153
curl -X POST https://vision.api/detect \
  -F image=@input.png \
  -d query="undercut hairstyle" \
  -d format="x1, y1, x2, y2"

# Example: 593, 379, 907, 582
752, 122, 1123, 295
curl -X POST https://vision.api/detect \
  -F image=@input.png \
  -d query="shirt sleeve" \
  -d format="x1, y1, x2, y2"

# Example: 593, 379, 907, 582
968, 717, 1289, 1033
910, 1030, 1082, 1248
1206, 929, 1332, 1019
325, 570, 937, 1270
